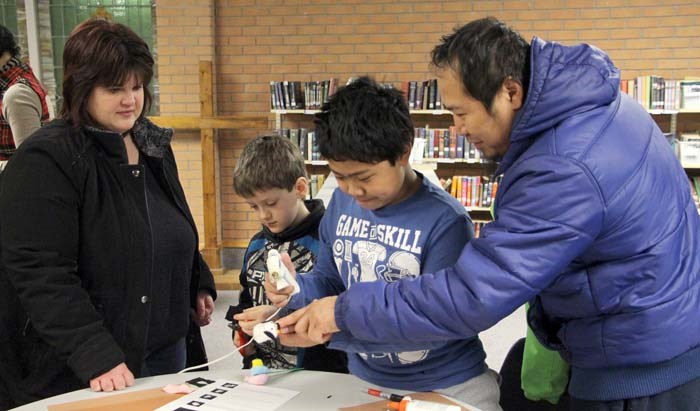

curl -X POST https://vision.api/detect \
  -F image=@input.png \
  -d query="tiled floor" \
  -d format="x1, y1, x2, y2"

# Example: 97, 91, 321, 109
201, 290, 527, 374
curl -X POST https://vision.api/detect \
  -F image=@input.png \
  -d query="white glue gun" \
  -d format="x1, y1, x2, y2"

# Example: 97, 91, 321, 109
266, 249, 300, 296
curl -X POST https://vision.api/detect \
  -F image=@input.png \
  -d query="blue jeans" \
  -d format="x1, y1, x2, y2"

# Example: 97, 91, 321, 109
570, 377, 700, 411
141, 338, 186, 377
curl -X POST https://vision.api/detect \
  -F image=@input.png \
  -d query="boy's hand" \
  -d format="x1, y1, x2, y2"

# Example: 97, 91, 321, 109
232, 329, 255, 356
277, 296, 339, 345
264, 252, 297, 307
234, 305, 277, 336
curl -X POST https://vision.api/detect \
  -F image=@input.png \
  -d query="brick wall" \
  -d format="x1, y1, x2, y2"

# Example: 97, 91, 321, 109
159, 0, 700, 253
155, 0, 217, 239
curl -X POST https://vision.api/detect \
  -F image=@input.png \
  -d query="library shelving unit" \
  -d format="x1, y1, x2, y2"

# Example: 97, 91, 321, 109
272, 108, 493, 174
272, 107, 497, 221
648, 108, 700, 137
271, 102, 700, 221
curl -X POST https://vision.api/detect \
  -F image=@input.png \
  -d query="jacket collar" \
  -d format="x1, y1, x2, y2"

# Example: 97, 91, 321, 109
261, 199, 325, 243
85, 117, 173, 162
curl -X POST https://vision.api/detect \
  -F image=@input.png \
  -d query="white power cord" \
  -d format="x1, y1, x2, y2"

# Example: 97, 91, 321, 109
177, 302, 287, 374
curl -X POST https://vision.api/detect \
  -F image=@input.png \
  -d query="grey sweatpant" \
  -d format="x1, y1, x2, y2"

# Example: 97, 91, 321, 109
435, 369, 503, 411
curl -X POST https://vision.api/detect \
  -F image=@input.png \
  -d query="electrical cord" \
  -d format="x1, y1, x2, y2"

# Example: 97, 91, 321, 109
177, 300, 288, 374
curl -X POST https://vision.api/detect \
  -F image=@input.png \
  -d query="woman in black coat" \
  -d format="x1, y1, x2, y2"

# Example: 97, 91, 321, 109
0, 18, 216, 408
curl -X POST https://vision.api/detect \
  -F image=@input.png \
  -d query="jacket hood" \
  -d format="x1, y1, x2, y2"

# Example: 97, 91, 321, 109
509, 37, 620, 144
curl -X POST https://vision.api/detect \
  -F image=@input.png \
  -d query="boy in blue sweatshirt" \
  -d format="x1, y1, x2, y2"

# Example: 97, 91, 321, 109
225, 135, 347, 373
267, 77, 501, 411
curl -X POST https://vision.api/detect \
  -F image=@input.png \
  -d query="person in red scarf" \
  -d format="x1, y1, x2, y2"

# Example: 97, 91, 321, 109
0, 24, 49, 172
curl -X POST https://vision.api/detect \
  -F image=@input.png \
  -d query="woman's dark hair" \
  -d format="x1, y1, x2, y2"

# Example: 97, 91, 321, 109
314, 76, 414, 165
60, 18, 154, 127
0, 25, 20, 58
431, 17, 530, 112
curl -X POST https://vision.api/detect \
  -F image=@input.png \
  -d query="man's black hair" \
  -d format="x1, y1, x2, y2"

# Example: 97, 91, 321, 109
0, 25, 19, 58
431, 17, 530, 111
314, 76, 414, 165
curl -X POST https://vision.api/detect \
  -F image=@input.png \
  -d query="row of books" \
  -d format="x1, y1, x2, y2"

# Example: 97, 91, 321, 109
413, 126, 484, 162
269, 79, 338, 110
445, 175, 502, 209
308, 174, 326, 200
277, 128, 320, 161
279, 126, 489, 164
271, 76, 700, 113
402, 79, 441, 111
620, 76, 697, 111
270, 78, 442, 112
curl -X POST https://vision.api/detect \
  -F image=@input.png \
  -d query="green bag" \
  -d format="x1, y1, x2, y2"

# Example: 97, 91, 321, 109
489, 202, 568, 404
520, 306, 570, 404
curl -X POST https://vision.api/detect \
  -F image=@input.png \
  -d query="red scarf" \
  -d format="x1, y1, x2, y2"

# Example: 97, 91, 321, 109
0, 57, 50, 160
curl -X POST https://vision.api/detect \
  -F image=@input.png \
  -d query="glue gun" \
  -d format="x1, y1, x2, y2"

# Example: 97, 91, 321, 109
266, 249, 300, 295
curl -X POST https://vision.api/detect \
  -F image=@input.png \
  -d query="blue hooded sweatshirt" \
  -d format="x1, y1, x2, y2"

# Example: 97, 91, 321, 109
289, 175, 486, 391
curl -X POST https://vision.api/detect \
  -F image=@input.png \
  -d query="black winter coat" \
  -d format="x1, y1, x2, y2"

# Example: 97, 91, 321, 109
0, 118, 216, 408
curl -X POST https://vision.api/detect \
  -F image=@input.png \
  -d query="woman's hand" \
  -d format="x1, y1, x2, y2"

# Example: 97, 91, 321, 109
193, 291, 215, 326
89, 363, 134, 392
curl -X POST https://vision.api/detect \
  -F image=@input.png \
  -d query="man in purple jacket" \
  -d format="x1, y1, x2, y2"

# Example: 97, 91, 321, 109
275, 17, 700, 410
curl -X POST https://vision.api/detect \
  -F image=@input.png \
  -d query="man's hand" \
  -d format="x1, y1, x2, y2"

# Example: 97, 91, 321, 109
275, 306, 329, 347
234, 305, 277, 336
89, 363, 134, 392
193, 290, 215, 326
277, 296, 340, 345
264, 252, 297, 307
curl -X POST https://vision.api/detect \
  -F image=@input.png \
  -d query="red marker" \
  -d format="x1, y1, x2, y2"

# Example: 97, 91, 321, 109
366, 388, 405, 402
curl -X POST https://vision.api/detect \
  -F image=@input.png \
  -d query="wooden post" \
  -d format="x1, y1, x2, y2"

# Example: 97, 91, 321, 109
198, 61, 221, 272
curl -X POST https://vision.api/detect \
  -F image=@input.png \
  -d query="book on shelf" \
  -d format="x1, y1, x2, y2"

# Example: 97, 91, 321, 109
446, 175, 501, 210
473, 221, 487, 238
412, 126, 485, 163
308, 174, 326, 200
270, 79, 338, 110
403, 79, 442, 111
276, 128, 318, 161
618, 76, 700, 112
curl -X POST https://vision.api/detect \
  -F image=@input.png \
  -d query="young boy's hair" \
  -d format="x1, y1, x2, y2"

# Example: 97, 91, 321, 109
314, 76, 414, 165
233, 134, 307, 198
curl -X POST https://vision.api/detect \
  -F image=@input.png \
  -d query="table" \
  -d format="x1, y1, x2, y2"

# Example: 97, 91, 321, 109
10, 370, 483, 411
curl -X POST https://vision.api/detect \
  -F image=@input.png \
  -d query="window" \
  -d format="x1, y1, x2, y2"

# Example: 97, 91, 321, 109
49, 0, 158, 114
0, 0, 18, 35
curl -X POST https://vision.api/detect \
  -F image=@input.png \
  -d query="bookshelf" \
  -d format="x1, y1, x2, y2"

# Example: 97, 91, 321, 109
271, 78, 700, 222
648, 109, 700, 136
